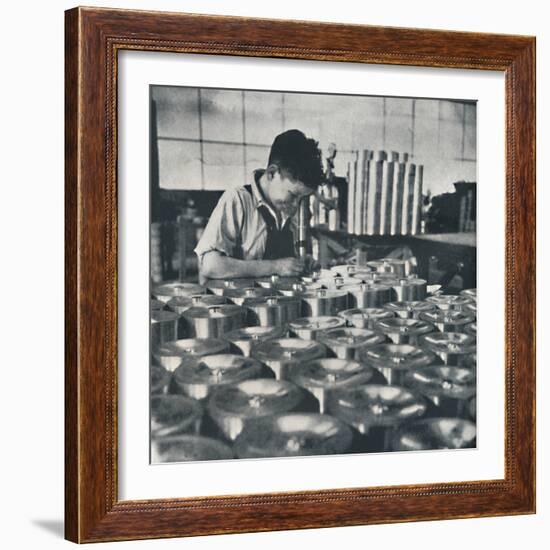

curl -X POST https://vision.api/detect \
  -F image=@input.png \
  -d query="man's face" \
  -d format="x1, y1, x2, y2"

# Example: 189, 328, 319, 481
268, 169, 314, 217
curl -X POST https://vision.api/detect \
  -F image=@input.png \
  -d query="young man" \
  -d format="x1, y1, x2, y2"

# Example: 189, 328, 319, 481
194, 129, 324, 280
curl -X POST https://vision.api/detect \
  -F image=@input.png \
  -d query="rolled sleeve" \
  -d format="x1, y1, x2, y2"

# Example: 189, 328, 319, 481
194, 189, 244, 262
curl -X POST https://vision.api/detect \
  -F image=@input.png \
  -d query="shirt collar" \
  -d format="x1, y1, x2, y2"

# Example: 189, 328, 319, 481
251, 169, 290, 229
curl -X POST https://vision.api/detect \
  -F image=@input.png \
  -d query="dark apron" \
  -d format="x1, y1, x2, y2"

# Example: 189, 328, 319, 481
244, 184, 296, 260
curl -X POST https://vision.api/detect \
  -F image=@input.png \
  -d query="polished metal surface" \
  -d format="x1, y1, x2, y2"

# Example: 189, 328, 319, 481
251, 338, 326, 380
166, 294, 227, 314
420, 332, 477, 365
373, 317, 434, 345
206, 278, 256, 296
153, 282, 206, 303
391, 277, 427, 301
419, 310, 475, 332
426, 294, 474, 312
222, 325, 287, 356
288, 358, 380, 413
181, 304, 245, 338
244, 295, 302, 327
150, 394, 203, 437
151, 310, 180, 351
405, 366, 476, 401
223, 286, 274, 306
151, 364, 171, 395
338, 307, 394, 329
153, 337, 230, 372
316, 275, 357, 289
359, 343, 435, 385
464, 301, 477, 317
391, 418, 476, 451
256, 275, 301, 289
330, 264, 372, 277
151, 298, 166, 311
173, 354, 267, 400
327, 384, 427, 434
151, 434, 233, 463
460, 288, 477, 301
344, 282, 393, 308
289, 316, 345, 340
317, 327, 386, 359
367, 258, 408, 277
207, 378, 306, 440
384, 301, 436, 319
234, 413, 353, 458
300, 288, 349, 317
465, 322, 477, 336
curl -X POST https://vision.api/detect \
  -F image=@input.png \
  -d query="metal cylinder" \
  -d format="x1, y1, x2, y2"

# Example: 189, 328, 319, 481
391, 277, 427, 301
420, 332, 477, 365
151, 298, 166, 312
327, 385, 427, 452
207, 379, 306, 441
384, 300, 436, 319
460, 288, 477, 301
152, 337, 230, 372
404, 366, 476, 417
180, 304, 245, 338
316, 275, 357, 289
166, 294, 226, 315
151, 364, 171, 395
173, 354, 268, 401
300, 288, 349, 317
359, 343, 436, 386
151, 310, 180, 351
251, 338, 326, 380
419, 310, 475, 332
465, 322, 477, 337
367, 258, 408, 277
150, 394, 203, 438
223, 286, 274, 306
289, 316, 345, 340
152, 282, 206, 303
373, 317, 434, 345
464, 301, 477, 318
330, 264, 373, 278
233, 413, 353, 458
151, 435, 233, 463
426, 294, 474, 312
317, 327, 386, 360
391, 418, 476, 451
244, 296, 301, 327
206, 278, 256, 296
222, 326, 287, 357
338, 307, 394, 329
256, 275, 301, 289
345, 282, 393, 308
288, 358, 382, 413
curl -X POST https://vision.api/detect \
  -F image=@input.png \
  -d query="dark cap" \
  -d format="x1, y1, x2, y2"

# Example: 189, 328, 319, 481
268, 129, 324, 189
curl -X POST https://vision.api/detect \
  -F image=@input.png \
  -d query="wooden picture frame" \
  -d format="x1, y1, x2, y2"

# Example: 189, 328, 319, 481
65, 6, 536, 543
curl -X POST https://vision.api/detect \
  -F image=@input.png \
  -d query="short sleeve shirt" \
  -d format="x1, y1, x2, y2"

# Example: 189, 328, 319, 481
194, 173, 296, 264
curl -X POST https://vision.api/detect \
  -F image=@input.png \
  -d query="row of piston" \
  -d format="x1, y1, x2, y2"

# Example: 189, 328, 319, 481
151, 352, 476, 462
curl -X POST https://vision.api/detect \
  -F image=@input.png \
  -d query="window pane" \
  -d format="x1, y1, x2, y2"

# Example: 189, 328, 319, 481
152, 86, 200, 140
201, 89, 244, 143
203, 143, 245, 190
157, 140, 202, 190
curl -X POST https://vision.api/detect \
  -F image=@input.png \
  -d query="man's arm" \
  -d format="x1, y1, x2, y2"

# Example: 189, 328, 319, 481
200, 251, 305, 279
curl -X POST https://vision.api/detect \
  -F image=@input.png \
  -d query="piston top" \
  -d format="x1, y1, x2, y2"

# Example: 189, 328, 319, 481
166, 294, 227, 313
318, 327, 386, 349
460, 288, 477, 301
290, 316, 345, 332
426, 294, 474, 310
328, 385, 427, 427
151, 310, 180, 324
205, 278, 255, 292
405, 366, 477, 400
338, 308, 394, 325
384, 301, 436, 315
153, 282, 206, 302
256, 275, 301, 288
373, 317, 434, 336
223, 325, 286, 342
174, 354, 265, 386
252, 338, 326, 363
182, 304, 245, 319
391, 418, 476, 451
154, 338, 229, 359
151, 435, 233, 462
234, 413, 353, 458
208, 379, 304, 417
242, 295, 301, 309
420, 332, 477, 355
222, 287, 274, 304
289, 358, 376, 388
419, 310, 475, 326
359, 343, 435, 369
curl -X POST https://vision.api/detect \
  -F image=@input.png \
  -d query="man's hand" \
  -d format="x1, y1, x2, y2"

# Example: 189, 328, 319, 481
273, 257, 307, 276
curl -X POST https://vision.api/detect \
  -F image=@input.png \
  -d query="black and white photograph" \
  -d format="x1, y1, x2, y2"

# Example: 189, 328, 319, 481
149, 85, 478, 463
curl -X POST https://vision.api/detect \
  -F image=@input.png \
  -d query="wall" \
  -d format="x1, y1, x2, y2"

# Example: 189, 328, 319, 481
1, 1, 546, 550
153, 86, 476, 195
